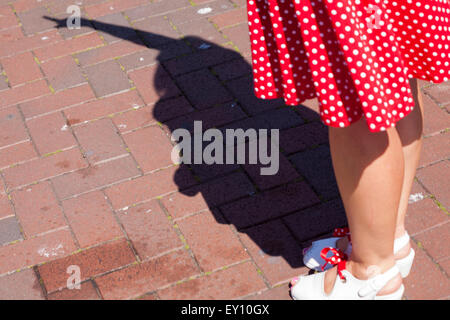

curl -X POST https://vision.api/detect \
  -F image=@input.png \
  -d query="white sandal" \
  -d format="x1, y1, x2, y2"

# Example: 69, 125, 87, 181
290, 248, 405, 300
303, 229, 415, 278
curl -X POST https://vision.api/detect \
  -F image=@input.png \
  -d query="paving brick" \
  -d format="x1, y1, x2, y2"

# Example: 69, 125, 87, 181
0, 26, 24, 42
160, 192, 209, 221
48, 0, 105, 15
158, 261, 266, 300
438, 258, 450, 277
3, 148, 88, 189
0, 106, 29, 148
13, 0, 52, 13
132, 15, 181, 48
212, 58, 253, 82
124, 0, 191, 21
73, 118, 127, 164
238, 220, 307, 286
282, 199, 348, 244
279, 122, 329, 155
34, 32, 104, 62
93, 12, 137, 44
95, 249, 199, 300
414, 222, 450, 263
208, 7, 248, 29
177, 69, 233, 109
117, 200, 182, 260
54, 13, 94, 40
41, 56, 86, 91
136, 292, 158, 300
163, 46, 238, 77
177, 210, 249, 271
0, 216, 23, 245
0, 29, 61, 59
11, 181, 67, 237
64, 90, 144, 124
84, 59, 131, 97
0, 193, 13, 219
403, 242, 449, 300
221, 23, 251, 56
48, 280, 100, 300
0, 269, 45, 300
128, 64, 180, 105
0, 79, 50, 109
0, 141, 36, 169
166, 0, 235, 26
0, 5, 19, 30
421, 92, 450, 136
416, 161, 450, 209
85, 0, 149, 19
26, 112, 77, 155
226, 76, 284, 116
220, 181, 320, 229
175, 18, 226, 47
244, 154, 300, 191
419, 132, 450, 168
122, 125, 174, 173
0, 228, 77, 275
244, 284, 291, 300
405, 198, 449, 236
0, 51, 42, 87
17, 7, 56, 35
423, 82, 450, 106
62, 191, 123, 248
76, 39, 145, 67
290, 145, 339, 200
51, 155, 140, 199
38, 238, 136, 293
20, 84, 96, 119
117, 49, 160, 71
295, 98, 323, 122
105, 165, 197, 210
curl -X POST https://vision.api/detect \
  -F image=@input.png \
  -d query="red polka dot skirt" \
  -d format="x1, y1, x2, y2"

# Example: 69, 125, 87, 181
247, 0, 450, 132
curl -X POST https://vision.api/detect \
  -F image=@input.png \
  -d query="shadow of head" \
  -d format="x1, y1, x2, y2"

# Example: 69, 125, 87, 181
43, 15, 348, 271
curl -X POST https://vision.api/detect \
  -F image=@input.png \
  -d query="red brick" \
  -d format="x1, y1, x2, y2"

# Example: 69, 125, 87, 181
95, 249, 199, 300
38, 238, 136, 293
124, 0, 191, 21
73, 118, 127, 164
438, 258, 450, 277
166, 0, 234, 25
2, 148, 88, 189
423, 82, 450, 106
244, 284, 291, 300
221, 23, 251, 56
48, 0, 105, 15
209, 7, 248, 29
34, 32, 104, 62
12, 0, 51, 13
415, 222, 450, 263
64, 90, 144, 124
0, 29, 61, 58
0, 27, 24, 42
160, 191, 209, 221
85, 0, 149, 19
421, 93, 450, 136
137, 292, 157, 300
0, 79, 50, 109
128, 65, 180, 105
17, 7, 56, 35
20, 84, 96, 119
158, 261, 266, 300
41, 56, 86, 91
117, 200, 182, 260
84, 59, 132, 97
11, 181, 67, 237
177, 210, 249, 271
405, 198, 449, 236
416, 161, 450, 209
0, 193, 13, 219
26, 112, 77, 155
238, 220, 307, 286
51, 155, 140, 199
92, 12, 136, 44
112, 105, 156, 133
175, 18, 226, 46
105, 165, 196, 210
118, 49, 160, 71
0, 106, 29, 148
76, 39, 146, 67
0, 5, 18, 30
419, 132, 450, 168
62, 191, 123, 248
0, 269, 45, 300
0, 229, 77, 275
0, 141, 37, 169
48, 280, 100, 300
122, 125, 173, 173
403, 242, 449, 300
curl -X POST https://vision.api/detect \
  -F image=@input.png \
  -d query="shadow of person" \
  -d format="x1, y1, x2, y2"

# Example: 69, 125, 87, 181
44, 15, 350, 279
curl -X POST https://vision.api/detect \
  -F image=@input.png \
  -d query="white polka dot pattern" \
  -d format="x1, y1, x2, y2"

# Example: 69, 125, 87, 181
247, 0, 450, 132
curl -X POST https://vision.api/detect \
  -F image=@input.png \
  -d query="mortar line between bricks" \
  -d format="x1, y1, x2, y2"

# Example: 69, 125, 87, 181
16, 96, 43, 158
90, 278, 105, 300
32, 265, 49, 300
417, 157, 450, 171
410, 234, 450, 279
101, 188, 144, 263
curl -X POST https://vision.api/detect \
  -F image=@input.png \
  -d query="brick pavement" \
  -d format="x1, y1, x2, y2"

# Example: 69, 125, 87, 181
0, 0, 448, 300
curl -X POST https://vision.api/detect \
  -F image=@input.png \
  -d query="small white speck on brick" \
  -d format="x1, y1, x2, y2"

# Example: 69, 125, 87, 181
197, 7, 212, 14
408, 192, 424, 204
61, 124, 69, 131
41, 36, 49, 40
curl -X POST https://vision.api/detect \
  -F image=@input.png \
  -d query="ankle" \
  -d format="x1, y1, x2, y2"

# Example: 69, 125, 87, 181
394, 226, 407, 240
346, 257, 397, 280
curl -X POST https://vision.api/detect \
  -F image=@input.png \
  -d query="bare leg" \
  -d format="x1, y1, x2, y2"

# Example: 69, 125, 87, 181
324, 117, 404, 295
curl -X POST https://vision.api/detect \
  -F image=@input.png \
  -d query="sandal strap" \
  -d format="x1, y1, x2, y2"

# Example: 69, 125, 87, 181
394, 232, 410, 254
358, 265, 401, 298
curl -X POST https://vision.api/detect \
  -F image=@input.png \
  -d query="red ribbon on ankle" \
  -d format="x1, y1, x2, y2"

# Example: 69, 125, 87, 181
320, 247, 348, 280
333, 227, 351, 242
